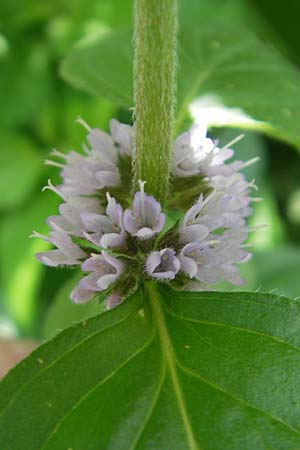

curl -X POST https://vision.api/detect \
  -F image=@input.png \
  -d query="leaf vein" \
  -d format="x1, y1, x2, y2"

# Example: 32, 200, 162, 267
178, 363, 300, 437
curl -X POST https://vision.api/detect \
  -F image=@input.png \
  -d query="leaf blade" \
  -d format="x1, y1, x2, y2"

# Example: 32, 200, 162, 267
2, 287, 300, 449
61, 22, 300, 148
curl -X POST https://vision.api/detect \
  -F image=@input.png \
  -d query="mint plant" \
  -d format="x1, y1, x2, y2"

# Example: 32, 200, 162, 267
1, 1, 300, 449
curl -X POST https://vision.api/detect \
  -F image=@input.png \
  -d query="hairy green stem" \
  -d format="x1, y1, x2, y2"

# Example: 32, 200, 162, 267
133, 0, 178, 204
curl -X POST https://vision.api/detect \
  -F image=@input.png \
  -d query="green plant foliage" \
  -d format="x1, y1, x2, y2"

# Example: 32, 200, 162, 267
0, 43, 52, 128
1, 285, 300, 449
60, 29, 133, 106
0, 34, 9, 58
61, 22, 300, 148
0, 190, 60, 335
249, 247, 300, 298
0, 132, 42, 209
43, 273, 105, 339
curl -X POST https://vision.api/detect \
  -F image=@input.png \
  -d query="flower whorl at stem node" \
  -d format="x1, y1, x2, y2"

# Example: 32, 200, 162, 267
33, 118, 258, 309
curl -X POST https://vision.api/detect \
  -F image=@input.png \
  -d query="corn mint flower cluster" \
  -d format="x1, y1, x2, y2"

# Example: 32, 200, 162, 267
33, 119, 257, 309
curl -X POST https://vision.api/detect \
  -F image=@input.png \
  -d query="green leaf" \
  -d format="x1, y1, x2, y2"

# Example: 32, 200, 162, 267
61, 22, 300, 148
176, 25, 300, 146
60, 28, 133, 106
0, 132, 42, 210
0, 189, 59, 335
2, 284, 300, 449
43, 273, 105, 339
0, 43, 52, 127
0, 34, 9, 59
249, 247, 300, 298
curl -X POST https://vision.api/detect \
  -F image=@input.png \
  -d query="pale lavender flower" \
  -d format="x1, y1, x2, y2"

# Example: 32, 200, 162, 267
179, 227, 251, 286
146, 248, 180, 280
81, 193, 126, 249
123, 181, 165, 239
34, 118, 258, 307
71, 252, 124, 303
210, 172, 256, 223
34, 230, 86, 267
106, 292, 123, 310
45, 118, 134, 197
109, 119, 133, 157
179, 191, 227, 243
172, 123, 238, 178
44, 181, 102, 237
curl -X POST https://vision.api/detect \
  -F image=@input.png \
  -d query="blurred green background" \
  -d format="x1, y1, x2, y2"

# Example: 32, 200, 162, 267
0, 0, 300, 341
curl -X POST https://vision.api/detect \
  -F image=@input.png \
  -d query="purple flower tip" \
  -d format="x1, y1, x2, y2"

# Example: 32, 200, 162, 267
146, 248, 180, 280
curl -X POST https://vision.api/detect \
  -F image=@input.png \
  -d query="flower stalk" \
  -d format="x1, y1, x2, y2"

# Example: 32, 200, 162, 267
133, 0, 178, 204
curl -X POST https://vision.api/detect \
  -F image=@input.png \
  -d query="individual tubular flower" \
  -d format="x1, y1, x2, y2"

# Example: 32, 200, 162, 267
34, 230, 86, 267
209, 172, 255, 222
106, 292, 123, 310
146, 248, 180, 280
109, 119, 133, 157
178, 227, 251, 286
179, 191, 227, 243
81, 193, 126, 249
177, 185, 252, 286
46, 118, 133, 197
172, 123, 238, 178
123, 181, 165, 239
71, 252, 124, 304
172, 123, 257, 218
172, 122, 259, 179
44, 180, 102, 237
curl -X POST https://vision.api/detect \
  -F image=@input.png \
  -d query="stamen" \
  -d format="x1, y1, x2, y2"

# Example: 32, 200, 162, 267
250, 197, 263, 202
50, 149, 65, 159
248, 179, 258, 191
240, 156, 260, 169
138, 180, 146, 220
42, 179, 67, 202
248, 224, 267, 232
76, 116, 92, 132
30, 231, 51, 242
82, 143, 92, 155
222, 134, 244, 150
44, 159, 64, 169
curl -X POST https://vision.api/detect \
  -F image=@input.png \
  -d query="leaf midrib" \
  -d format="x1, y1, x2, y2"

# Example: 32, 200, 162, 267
147, 282, 200, 450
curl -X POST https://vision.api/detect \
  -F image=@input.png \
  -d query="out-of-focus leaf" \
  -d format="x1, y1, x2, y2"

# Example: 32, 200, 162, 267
177, 25, 300, 147
62, 23, 300, 148
0, 34, 9, 59
249, 247, 300, 298
218, 245, 300, 300
43, 273, 105, 339
0, 189, 59, 336
0, 2, 59, 35
249, 186, 285, 249
250, 0, 300, 66
2, 286, 300, 449
0, 44, 52, 127
33, 85, 115, 148
60, 29, 133, 106
0, 132, 42, 209
0, 0, 133, 37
